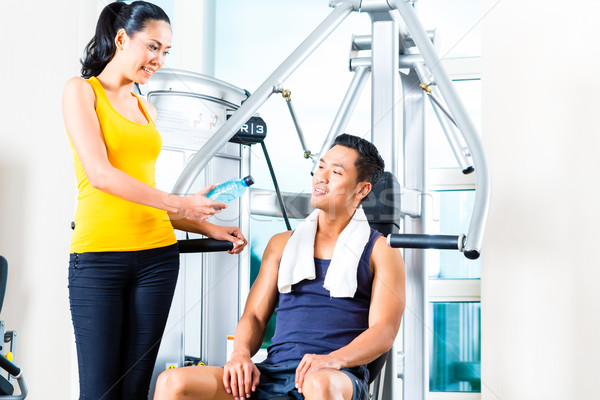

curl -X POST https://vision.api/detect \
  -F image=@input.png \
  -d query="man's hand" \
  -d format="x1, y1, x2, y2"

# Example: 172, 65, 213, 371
295, 353, 342, 393
223, 352, 260, 399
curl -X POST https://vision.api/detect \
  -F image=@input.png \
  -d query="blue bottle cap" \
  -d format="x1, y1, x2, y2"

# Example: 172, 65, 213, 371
242, 175, 255, 186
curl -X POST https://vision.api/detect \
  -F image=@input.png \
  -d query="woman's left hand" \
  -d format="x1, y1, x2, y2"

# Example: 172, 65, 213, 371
207, 225, 247, 254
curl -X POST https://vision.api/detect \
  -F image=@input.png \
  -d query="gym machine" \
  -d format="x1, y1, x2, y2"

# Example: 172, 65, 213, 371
145, 1, 490, 399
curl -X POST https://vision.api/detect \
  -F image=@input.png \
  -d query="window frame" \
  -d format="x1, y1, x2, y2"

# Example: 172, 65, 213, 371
426, 56, 482, 400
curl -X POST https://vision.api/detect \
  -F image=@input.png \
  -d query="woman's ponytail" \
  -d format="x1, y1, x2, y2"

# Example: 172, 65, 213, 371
80, 2, 127, 78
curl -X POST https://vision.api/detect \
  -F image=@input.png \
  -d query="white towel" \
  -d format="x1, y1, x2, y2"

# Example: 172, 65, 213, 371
278, 207, 371, 298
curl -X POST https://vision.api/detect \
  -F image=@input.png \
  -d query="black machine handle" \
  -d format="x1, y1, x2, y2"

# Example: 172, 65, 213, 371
178, 239, 234, 254
0, 354, 21, 377
387, 234, 466, 252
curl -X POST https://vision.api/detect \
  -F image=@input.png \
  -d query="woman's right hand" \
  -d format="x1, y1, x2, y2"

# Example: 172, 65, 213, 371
171, 185, 228, 222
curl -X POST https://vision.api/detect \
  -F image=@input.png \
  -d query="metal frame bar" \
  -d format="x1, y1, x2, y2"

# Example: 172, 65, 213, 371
281, 92, 311, 159
426, 90, 474, 173
248, 189, 312, 220
238, 145, 252, 321
370, 10, 400, 176
414, 63, 474, 174
392, 0, 491, 259
1, 375, 27, 400
367, 9, 401, 400
401, 68, 428, 400
348, 29, 475, 176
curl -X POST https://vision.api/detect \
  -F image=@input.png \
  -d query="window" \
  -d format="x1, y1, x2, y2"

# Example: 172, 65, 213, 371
427, 174, 481, 397
429, 302, 481, 392
429, 190, 481, 280
426, 71, 482, 400
422, 2, 483, 395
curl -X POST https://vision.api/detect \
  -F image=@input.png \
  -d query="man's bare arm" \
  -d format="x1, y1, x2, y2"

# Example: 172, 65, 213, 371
233, 231, 290, 354
223, 231, 291, 398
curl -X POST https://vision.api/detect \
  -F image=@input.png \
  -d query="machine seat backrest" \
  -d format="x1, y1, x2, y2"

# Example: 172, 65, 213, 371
362, 172, 402, 237
363, 171, 402, 384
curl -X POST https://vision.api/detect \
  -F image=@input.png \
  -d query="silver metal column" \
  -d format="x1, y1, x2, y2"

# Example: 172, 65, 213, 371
401, 69, 427, 400
238, 145, 252, 314
369, 7, 401, 400
370, 10, 400, 175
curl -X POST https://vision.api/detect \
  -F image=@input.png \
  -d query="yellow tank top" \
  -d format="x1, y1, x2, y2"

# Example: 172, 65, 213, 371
69, 76, 176, 253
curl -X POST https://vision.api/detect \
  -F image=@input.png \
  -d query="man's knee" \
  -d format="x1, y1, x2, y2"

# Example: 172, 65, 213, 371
154, 366, 226, 400
302, 370, 349, 400
154, 369, 188, 399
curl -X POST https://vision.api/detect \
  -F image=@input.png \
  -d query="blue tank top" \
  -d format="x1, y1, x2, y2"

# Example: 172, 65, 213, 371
265, 229, 381, 371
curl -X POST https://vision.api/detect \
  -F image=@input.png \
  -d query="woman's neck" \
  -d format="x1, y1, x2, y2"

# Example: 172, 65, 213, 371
95, 62, 135, 98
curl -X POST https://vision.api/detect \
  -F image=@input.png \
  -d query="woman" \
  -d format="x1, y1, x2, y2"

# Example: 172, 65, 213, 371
62, 2, 247, 399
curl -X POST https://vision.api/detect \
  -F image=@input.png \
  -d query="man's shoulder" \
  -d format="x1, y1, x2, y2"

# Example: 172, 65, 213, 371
371, 235, 404, 270
264, 230, 294, 259
371, 235, 389, 254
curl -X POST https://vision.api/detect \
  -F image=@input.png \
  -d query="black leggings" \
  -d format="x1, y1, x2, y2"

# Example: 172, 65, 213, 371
68, 243, 179, 400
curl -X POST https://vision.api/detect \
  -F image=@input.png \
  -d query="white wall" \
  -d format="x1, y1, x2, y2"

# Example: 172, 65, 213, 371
481, 0, 600, 398
0, 1, 105, 398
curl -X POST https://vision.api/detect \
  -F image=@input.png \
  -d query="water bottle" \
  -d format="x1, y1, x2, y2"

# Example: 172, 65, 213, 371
206, 175, 254, 203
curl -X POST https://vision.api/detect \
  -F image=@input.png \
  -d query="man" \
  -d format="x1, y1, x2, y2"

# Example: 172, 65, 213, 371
154, 134, 405, 400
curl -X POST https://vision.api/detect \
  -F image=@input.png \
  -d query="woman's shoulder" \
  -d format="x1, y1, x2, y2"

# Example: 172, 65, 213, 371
63, 76, 95, 102
64, 76, 91, 88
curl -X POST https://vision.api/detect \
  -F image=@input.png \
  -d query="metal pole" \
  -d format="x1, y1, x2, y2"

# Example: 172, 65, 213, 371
413, 63, 474, 174
426, 94, 474, 174
280, 91, 312, 159
401, 68, 428, 400
171, 2, 355, 195
392, 0, 491, 258
311, 66, 371, 174
369, 8, 400, 400
238, 145, 252, 319
370, 11, 400, 176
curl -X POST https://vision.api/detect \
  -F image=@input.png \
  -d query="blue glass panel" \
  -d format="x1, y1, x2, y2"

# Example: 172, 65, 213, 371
250, 217, 301, 348
429, 190, 481, 279
429, 302, 481, 392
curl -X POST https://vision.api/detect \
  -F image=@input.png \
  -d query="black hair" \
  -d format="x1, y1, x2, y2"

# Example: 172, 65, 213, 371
80, 1, 170, 78
331, 133, 385, 186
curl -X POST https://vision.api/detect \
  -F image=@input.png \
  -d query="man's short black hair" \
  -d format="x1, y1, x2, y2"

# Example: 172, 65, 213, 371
331, 133, 385, 186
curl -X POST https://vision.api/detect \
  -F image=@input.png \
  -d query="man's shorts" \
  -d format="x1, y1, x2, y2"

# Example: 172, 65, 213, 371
252, 362, 369, 400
